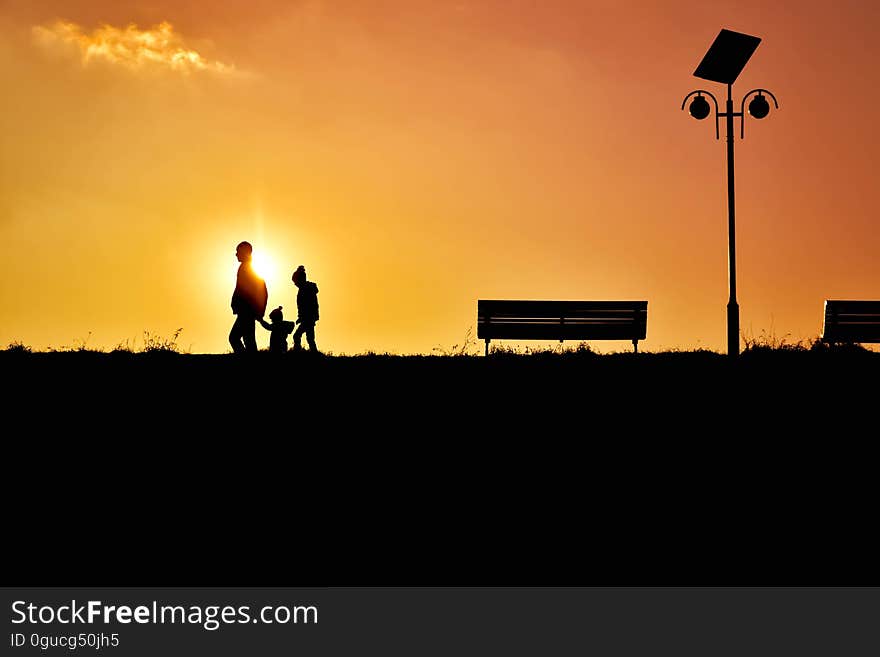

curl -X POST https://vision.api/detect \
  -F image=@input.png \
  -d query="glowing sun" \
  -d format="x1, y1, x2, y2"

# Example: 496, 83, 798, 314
250, 251, 276, 280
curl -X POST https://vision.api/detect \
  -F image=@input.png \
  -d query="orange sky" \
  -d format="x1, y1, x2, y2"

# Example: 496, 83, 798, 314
1, 1, 878, 353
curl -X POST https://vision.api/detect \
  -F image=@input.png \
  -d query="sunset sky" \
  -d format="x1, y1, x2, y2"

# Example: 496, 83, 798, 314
2, 1, 878, 354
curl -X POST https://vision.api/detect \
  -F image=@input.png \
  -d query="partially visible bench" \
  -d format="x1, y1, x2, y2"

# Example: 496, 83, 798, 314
477, 300, 648, 355
822, 300, 880, 344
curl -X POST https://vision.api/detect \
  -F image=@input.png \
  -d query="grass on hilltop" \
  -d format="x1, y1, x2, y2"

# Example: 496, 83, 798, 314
2, 324, 875, 358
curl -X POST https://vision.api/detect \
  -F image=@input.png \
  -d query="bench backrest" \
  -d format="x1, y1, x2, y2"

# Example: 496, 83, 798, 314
477, 300, 647, 341
823, 300, 880, 343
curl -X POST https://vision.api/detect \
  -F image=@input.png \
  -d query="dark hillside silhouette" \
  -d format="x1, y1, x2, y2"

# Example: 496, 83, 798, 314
4, 346, 878, 586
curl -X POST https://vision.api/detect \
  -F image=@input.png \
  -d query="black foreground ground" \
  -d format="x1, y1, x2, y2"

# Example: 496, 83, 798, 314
4, 347, 877, 585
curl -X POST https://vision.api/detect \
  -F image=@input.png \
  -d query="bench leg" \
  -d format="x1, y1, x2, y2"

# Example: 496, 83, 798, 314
485, 339, 490, 357
632, 339, 638, 353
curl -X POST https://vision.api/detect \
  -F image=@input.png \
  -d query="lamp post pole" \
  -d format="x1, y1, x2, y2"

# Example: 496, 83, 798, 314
725, 83, 739, 357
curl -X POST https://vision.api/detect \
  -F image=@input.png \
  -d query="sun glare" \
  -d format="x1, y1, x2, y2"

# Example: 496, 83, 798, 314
250, 251, 276, 281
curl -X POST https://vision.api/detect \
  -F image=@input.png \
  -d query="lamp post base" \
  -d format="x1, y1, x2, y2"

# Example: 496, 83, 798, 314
727, 301, 740, 357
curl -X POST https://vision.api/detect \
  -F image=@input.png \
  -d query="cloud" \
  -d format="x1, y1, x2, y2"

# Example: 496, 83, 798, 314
32, 20, 235, 75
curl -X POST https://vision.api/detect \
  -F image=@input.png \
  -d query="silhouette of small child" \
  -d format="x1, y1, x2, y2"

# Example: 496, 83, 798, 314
258, 306, 296, 353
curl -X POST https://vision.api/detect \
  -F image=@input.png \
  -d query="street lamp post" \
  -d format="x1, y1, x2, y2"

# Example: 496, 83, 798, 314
682, 29, 779, 357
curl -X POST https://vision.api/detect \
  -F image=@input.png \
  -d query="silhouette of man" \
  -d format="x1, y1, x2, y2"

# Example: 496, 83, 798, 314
291, 265, 319, 353
229, 241, 268, 354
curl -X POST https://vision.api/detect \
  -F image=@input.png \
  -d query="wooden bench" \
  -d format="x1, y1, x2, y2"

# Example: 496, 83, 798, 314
477, 300, 648, 355
821, 300, 880, 344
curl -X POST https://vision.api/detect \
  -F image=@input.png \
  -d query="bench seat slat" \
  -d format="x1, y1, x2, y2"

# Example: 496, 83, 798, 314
824, 300, 880, 314
478, 325, 647, 340
478, 318, 646, 325
822, 329, 880, 343
479, 300, 647, 315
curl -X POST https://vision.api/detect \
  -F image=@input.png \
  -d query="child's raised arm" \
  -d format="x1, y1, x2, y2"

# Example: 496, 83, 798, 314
257, 318, 273, 331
